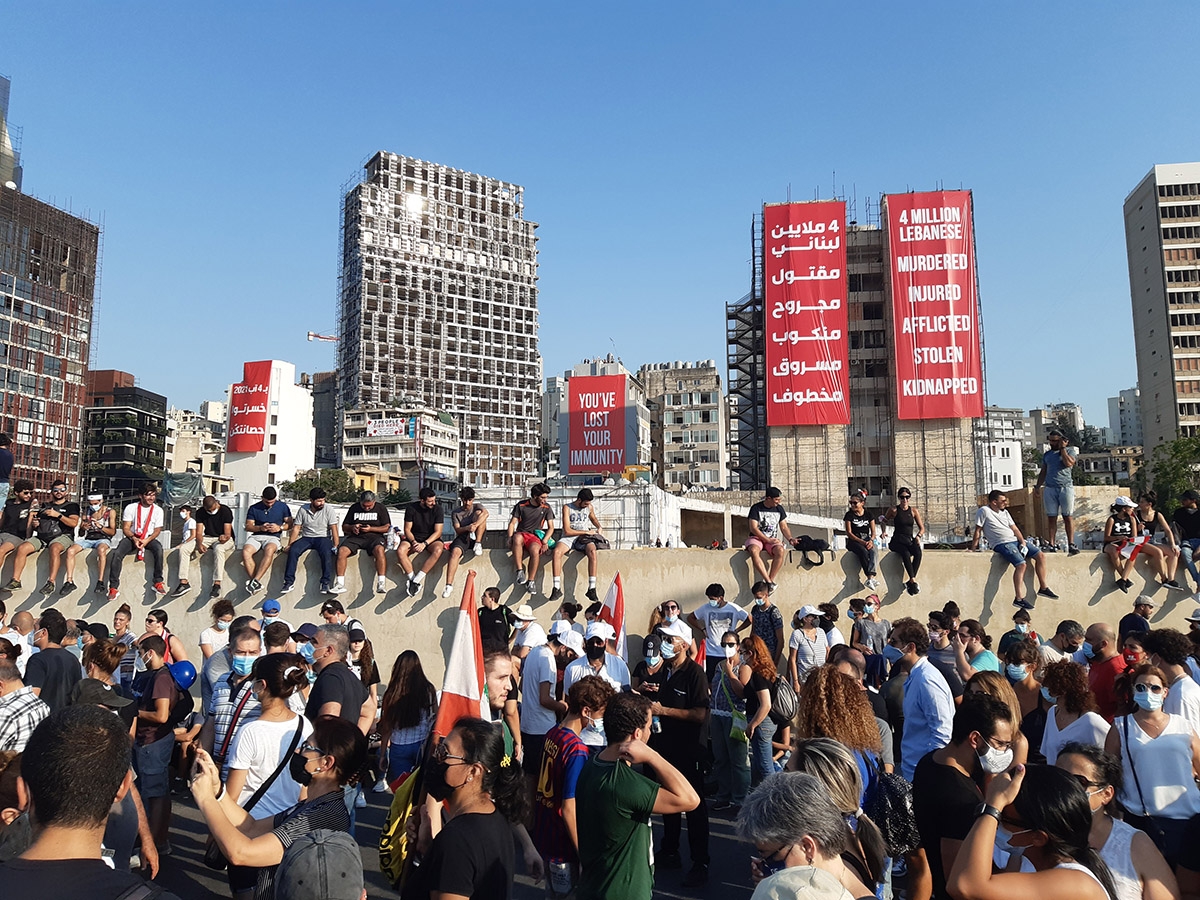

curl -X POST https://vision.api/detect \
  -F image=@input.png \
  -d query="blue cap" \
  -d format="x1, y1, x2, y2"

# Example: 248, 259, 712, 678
262, 599, 281, 614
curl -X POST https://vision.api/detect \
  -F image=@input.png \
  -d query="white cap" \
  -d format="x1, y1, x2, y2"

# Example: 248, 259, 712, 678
797, 605, 823, 621
657, 619, 693, 641
1134, 595, 1156, 609
585, 620, 615, 642
86, 493, 103, 501
512, 604, 537, 622
553, 630, 585, 657
549, 619, 574, 637
1113, 496, 1136, 508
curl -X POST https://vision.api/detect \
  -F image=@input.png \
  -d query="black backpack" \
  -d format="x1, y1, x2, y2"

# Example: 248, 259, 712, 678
792, 534, 831, 566
152, 668, 194, 729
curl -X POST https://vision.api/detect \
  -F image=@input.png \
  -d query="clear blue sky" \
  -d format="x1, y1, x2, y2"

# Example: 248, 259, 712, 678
4, 3, 1198, 428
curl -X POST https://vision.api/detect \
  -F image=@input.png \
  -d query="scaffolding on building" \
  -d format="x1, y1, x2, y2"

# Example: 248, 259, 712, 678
726, 214, 769, 490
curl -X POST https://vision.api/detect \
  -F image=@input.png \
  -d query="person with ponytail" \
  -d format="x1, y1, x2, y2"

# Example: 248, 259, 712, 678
948, 763, 1116, 900
411, 716, 531, 899
221, 653, 313, 900
191, 714, 367, 900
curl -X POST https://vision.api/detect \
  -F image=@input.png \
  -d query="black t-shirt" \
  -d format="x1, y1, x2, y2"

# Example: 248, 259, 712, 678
196, 504, 234, 539
843, 510, 872, 542
748, 501, 787, 540
509, 500, 552, 535
0, 499, 30, 535
342, 502, 390, 532
1175, 507, 1200, 542
306, 661, 369, 724
744, 669, 771, 720
422, 810, 515, 900
35, 499, 79, 539
404, 502, 442, 542
651, 660, 709, 762
0, 857, 183, 900
25, 646, 81, 714
865, 687, 889, 724
912, 752, 982, 900
633, 660, 670, 699
478, 606, 512, 647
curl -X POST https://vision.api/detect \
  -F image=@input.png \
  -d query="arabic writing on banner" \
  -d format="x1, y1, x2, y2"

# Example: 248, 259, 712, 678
227, 361, 272, 452
763, 201, 850, 426
885, 191, 984, 420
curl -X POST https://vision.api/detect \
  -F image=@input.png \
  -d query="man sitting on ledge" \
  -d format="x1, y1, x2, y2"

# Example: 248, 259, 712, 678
970, 490, 1058, 611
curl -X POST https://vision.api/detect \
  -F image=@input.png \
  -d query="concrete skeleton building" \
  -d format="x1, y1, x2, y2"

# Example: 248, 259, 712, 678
1125, 163, 1200, 453
338, 152, 540, 488
639, 359, 728, 492
309, 370, 338, 467
1107, 387, 1142, 447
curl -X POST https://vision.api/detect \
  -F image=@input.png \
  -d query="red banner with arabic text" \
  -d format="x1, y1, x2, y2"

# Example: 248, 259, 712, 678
763, 201, 850, 426
885, 191, 983, 420
227, 360, 272, 452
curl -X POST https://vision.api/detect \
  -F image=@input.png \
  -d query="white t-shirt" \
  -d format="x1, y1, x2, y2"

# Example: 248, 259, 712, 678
181, 518, 196, 543
789, 627, 829, 681
563, 653, 631, 694
1166, 674, 1200, 738
513, 622, 547, 650
519, 645, 558, 736
975, 506, 1017, 548
1040, 709, 1111, 764
122, 501, 164, 535
228, 714, 314, 817
199, 627, 230, 655
690, 601, 749, 655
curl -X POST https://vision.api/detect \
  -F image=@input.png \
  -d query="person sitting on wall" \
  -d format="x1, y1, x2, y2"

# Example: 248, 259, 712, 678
970, 490, 1058, 611
329, 491, 390, 595
175, 495, 235, 600
6, 481, 80, 597
397, 487, 444, 599
507, 483, 554, 597
66, 493, 117, 598
241, 486, 292, 596
106, 482, 167, 601
441, 487, 489, 600
745, 487, 793, 594
550, 488, 606, 605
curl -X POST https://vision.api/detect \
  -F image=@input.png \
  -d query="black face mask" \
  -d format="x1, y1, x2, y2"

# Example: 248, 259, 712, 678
289, 753, 314, 786
426, 759, 457, 802
585, 644, 605, 662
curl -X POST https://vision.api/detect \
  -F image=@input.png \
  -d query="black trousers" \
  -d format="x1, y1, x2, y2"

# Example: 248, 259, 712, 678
889, 535, 922, 579
109, 537, 163, 587
658, 754, 709, 865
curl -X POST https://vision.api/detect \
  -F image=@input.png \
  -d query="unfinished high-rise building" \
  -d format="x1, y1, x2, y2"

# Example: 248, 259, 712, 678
337, 152, 541, 487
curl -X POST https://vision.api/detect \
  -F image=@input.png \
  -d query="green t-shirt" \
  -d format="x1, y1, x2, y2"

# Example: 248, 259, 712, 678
575, 757, 660, 900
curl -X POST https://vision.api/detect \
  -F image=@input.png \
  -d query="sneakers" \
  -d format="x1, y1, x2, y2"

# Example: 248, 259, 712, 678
319, 583, 330, 594
107, 587, 119, 601
280, 582, 294, 594
354, 791, 367, 809
1037, 587, 1059, 600
1013, 597, 1035, 610
515, 571, 528, 586
171, 583, 191, 598
548, 587, 564, 603
682, 864, 709, 888
373, 776, 390, 794
1043, 545, 1058, 553
473, 543, 484, 557
328, 582, 347, 594
1068, 544, 1081, 556
57, 581, 76, 597
38, 581, 54, 596
92, 582, 105, 595
376, 577, 388, 594
1119, 579, 1131, 593
710, 799, 732, 811
906, 581, 919, 595
527, 583, 541, 598
585, 588, 599, 603
406, 577, 419, 598
210, 583, 222, 599
246, 578, 262, 595
767, 582, 777, 595
1165, 580, 1186, 592
442, 584, 454, 599
153, 582, 167, 595
2, 579, 20, 591
866, 577, 879, 591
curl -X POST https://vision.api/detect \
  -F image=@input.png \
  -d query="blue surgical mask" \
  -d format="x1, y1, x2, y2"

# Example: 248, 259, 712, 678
864, 605, 876, 616
645, 655, 661, 668
660, 641, 677, 660
298, 643, 315, 664
1005, 664, 1027, 683
1041, 686, 1056, 704
665, 614, 678, 624
306, 669, 317, 684
1134, 689, 1164, 712
216, 620, 230, 631
882, 645, 903, 664
1015, 623, 1030, 634
1082, 641, 1096, 660
231, 655, 255, 677
753, 598, 765, 607
709, 598, 721, 608
262, 616, 278, 626
76, 636, 84, 650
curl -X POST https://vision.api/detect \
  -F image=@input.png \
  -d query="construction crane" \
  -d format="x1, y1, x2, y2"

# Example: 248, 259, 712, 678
306, 332, 338, 343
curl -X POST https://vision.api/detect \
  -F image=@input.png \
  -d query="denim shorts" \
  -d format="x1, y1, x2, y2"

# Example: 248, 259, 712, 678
1042, 485, 1075, 517
994, 539, 1040, 567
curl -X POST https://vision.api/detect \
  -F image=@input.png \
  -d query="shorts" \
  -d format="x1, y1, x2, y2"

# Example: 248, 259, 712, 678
517, 532, 546, 550
745, 537, 784, 556
994, 539, 1041, 567
340, 533, 386, 556
244, 534, 282, 552
1042, 485, 1075, 518
75, 537, 113, 550
0, 532, 21, 548
448, 533, 476, 555
24, 534, 74, 552
521, 732, 545, 776
133, 731, 175, 798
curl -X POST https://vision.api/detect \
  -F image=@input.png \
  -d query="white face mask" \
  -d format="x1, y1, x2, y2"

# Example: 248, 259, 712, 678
179, 512, 189, 520
724, 645, 738, 659
978, 741, 1014, 775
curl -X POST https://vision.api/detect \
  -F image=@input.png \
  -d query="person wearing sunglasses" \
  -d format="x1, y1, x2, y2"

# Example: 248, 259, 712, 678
1055, 742, 1177, 900
190, 714, 367, 900
5, 480, 79, 596
1104, 662, 1200, 867
0, 481, 34, 585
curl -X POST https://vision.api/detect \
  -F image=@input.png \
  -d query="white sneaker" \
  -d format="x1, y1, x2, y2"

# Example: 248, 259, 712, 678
328, 583, 347, 594
516, 572, 528, 585
376, 577, 387, 593
373, 776, 390, 794
527, 583, 540, 597
866, 577, 879, 591
354, 791, 367, 809
442, 584, 454, 598
473, 543, 484, 557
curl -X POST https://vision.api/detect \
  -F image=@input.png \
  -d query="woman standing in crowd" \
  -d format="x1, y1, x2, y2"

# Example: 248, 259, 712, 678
749, 581, 785, 665
411, 717, 530, 899
348, 630, 381, 708
947, 764, 1115, 900
738, 771, 878, 899
191, 715, 367, 900
1135, 491, 1184, 591
818, 603, 847, 649
222, 654, 312, 900
113, 603, 137, 689
1105, 497, 1170, 593
79, 638, 137, 732
1041, 661, 1110, 765
955, 619, 1001, 680
1005, 640, 1049, 761
886, 487, 924, 596
1105, 662, 1200, 866
967, 671, 1031, 767
739, 634, 777, 787
199, 599, 235, 660
788, 605, 829, 691
1056, 742, 1179, 900
144, 608, 187, 663
378, 649, 438, 784
709, 630, 750, 812
1124, 634, 1148, 669
851, 594, 890, 656
794, 667, 892, 782
555, 600, 585, 636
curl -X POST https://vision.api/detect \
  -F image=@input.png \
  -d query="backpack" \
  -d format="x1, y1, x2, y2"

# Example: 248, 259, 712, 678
793, 534, 831, 566
158, 669, 194, 729
769, 674, 798, 726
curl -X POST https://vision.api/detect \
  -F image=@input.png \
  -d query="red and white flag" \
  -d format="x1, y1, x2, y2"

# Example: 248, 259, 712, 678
432, 570, 487, 738
599, 571, 628, 661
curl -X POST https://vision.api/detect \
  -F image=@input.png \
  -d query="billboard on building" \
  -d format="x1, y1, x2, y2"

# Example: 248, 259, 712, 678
565, 374, 631, 474
366, 417, 416, 438
227, 361, 271, 452
763, 201, 850, 426
885, 190, 983, 420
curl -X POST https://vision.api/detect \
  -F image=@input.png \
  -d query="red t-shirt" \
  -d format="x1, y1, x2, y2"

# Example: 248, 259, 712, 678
1088, 654, 1128, 722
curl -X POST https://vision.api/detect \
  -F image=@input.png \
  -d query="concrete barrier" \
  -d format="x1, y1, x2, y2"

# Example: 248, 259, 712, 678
5, 544, 1195, 686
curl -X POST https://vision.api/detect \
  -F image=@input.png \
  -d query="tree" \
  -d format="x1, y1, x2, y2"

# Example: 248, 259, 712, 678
1145, 436, 1200, 515
380, 488, 413, 506
278, 468, 360, 504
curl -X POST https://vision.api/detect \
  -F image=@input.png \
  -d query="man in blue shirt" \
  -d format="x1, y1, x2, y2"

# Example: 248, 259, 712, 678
888, 617, 954, 782
1035, 428, 1079, 555
241, 486, 292, 595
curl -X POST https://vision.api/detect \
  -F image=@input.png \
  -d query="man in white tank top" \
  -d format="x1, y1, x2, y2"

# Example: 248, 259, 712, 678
549, 488, 606, 605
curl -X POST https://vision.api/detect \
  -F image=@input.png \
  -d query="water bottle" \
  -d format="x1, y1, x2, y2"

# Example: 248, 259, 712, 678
651, 715, 662, 734
549, 859, 573, 895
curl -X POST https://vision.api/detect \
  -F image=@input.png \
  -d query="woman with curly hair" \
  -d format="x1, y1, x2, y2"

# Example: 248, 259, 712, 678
738, 634, 777, 787
967, 671, 1030, 767
793, 665, 890, 787
1040, 660, 1109, 765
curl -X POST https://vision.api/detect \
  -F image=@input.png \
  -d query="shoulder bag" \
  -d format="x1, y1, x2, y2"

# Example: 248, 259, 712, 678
1121, 714, 1169, 848
204, 716, 305, 870
719, 669, 749, 743
862, 754, 921, 856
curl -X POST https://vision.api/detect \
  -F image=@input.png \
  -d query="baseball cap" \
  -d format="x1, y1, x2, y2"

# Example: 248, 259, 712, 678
292, 623, 319, 641
86, 493, 103, 502
657, 619, 692, 642
75, 678, 132, 709
1113, 496, 1136, 508
1134, 595, 1156, 609
797, 604, 822, 621
552, 630, 584, 657
1046, 428, 1064, 438
585, 620, 615, 642
512, 604, 537, 622
1185, 608, 1200, 624
548, 619, 574, 637
262, 599, 282, 614
84, 622, 111, 641
765, 487, 782, 499
1183, 490, 1200, 502
642, 634, 662, 657
274, 830, 364, 900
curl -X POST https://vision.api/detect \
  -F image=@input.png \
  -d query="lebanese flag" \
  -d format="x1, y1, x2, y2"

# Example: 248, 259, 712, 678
599, 572, 628, 661
432, 570, 487, 738
695, 639, 706, 669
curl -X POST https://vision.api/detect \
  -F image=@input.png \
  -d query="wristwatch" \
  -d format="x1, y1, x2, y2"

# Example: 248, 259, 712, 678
974, 802, 1001, 822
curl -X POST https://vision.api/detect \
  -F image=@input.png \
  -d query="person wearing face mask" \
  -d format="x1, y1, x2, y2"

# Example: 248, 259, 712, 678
953, 619, 1001, 682
1122, 634, 1148, 670
965, 671, 1032, 767
24, 608, 80, 714
926, 610, 967, 699
518, 629, 583, 784
1084, 622, 1127, 723
562, 622, 629, 747
1038, 661, 1110, 765
652, 601, 696, 659
687, 583, 749, 679
850, 594, 889, 657
199, 627, 264, 776
889, 617, 955, 782
190, 714, 367, 900
631, 633, 668, 701
65, 492, 116, 597
816, 603, 846, 648
788, 605, 829, 691
708, 629, 752, 812
1104, 662, 1200, 866
748, 581, 785, 665
530, 675, 615, 891
1141, 628, 1200, 737
912, 693, 1016, 900
998, 609, 1040, 657
1003, 641, 1049, 755
1055, 742, 1178, 900
509, 603, 548, 662
258, 598, 293, 635
199, 599, 236, 660
222, 654, 312, 900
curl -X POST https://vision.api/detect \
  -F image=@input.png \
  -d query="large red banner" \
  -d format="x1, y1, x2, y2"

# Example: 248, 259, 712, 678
885, 191, 983, 420
566, 374, 627, 474
763, 201, 850, 426
227, 360, 272, 452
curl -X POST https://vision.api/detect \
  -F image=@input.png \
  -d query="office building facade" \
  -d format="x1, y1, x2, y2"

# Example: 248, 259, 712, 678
84, 370, 168, 499
1107, 387, 1142, 447
639, 360, 728, 491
